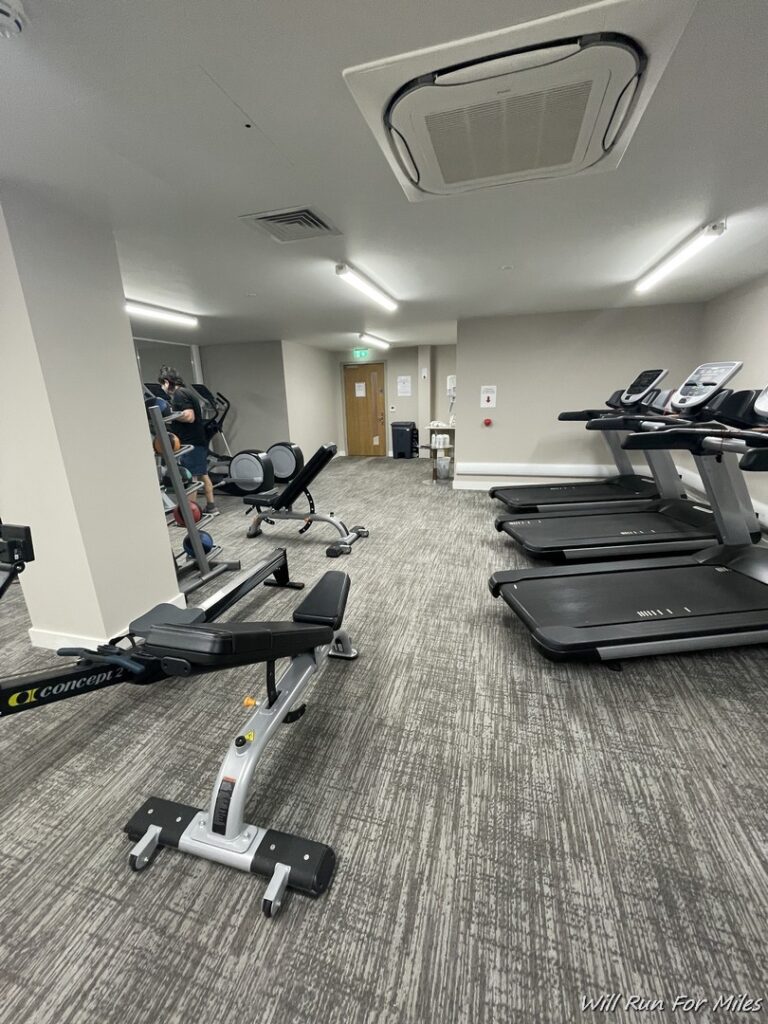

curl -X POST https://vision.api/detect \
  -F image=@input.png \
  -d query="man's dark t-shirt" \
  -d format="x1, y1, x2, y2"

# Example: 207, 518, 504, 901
170, 388, 208, 447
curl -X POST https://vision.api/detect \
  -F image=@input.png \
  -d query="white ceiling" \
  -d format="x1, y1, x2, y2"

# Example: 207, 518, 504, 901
1, 0, 767, 348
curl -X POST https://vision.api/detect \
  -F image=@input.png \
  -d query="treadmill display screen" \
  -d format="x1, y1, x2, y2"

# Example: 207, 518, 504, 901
620, 368, 668, 406
671, 361, 743, 410
626, 370, 663, 394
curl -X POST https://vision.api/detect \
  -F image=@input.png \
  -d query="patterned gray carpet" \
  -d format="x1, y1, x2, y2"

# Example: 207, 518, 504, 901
1, 457, 766, 1023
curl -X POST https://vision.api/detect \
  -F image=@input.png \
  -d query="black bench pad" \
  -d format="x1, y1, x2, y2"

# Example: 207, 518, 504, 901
142, 620, 333, 667
293, 571, 350, 630
243, 489, 281, 509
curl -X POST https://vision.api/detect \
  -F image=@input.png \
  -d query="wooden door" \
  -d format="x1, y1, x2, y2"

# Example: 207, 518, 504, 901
343, 363, 386, 456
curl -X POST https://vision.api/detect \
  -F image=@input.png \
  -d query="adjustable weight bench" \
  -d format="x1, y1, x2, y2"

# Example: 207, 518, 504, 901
124, 569, 357, 919
243, 443, 369, 557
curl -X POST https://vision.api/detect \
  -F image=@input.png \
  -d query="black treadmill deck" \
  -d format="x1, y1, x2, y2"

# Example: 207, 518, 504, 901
501, 564, 768, 629
498, 503, 718, 559
491, 474, 660, 513
494, 554, 768, 660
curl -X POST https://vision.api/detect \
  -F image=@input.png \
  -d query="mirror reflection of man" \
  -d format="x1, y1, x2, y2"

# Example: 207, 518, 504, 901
159, 366, 219, 516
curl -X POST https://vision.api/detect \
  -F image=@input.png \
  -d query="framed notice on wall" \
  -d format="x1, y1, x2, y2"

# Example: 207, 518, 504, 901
397, 375, 412, 397
480, 385, 497, 408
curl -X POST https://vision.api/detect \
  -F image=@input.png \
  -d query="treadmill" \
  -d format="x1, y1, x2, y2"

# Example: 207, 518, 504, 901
489, 368, 673, 513
495, 362, 760, 561
489, 384, 768, 664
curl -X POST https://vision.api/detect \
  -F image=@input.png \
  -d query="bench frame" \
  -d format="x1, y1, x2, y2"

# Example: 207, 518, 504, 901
124, 572, 357, 919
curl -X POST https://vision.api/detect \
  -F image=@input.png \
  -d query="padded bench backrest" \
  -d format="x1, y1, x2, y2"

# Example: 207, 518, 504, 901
270, 443, 337, 511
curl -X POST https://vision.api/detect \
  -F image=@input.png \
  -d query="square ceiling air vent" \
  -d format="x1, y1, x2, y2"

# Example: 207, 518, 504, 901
239, 207, 340, 242
343, 0, 697, 201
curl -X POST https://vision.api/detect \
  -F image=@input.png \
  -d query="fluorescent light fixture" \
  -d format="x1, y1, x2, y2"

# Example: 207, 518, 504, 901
359, 332, 391, 350
635, 221, 726, 294
335, 263, 398, 312
125, 301, 199, 328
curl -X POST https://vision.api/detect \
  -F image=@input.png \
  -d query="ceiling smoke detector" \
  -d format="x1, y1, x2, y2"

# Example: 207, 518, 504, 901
344, 0, 697, 200
0, 0, 26, 38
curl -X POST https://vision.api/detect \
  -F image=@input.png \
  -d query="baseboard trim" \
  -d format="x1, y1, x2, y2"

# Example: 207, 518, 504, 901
456, 461, 616, 478
28, 626, 114, 651
453, 461, 768, 527
28, 591, 187, 650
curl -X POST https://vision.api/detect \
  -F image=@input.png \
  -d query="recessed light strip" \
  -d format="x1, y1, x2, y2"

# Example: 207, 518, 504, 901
336, 264, 398, 312
125, 301, 199, 328
359, 332, 390, 350
635, 221, 726, 295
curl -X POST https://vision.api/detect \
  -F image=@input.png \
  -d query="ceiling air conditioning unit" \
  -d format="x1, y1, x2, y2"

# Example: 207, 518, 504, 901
343, 0, 697, 201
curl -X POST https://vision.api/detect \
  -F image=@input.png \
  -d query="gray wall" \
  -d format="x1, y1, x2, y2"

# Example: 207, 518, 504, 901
454, 304, 704, 472
701, 273, 768, 507
282, 341, 342, 454
199, 340, 290, 451
135, 339, 195, 387
386, 347, 419, 444
431, 345, 457, 424
335, 346, 420, 454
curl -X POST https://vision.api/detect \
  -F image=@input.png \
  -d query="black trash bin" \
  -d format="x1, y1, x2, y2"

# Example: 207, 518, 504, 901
391, 421, 419, 459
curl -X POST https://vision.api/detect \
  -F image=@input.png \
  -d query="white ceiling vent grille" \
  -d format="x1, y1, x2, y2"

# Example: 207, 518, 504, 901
239, 207, 340, 243
425, 80, 593, 183
343, 0, 698, 201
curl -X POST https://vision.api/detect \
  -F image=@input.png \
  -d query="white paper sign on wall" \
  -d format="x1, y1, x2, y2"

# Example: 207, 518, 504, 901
480, 385, 497, 408
397, 375, 412, 397
355, 382, 366, 398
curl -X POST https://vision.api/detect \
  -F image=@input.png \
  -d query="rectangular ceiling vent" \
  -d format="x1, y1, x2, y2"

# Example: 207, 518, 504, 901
239, 207, 340, 243
343, 0, 698, 201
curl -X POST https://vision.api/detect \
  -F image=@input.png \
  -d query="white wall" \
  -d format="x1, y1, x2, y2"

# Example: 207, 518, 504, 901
199, 340, 290, 451
282, 341, 343, 454
0, 187, 180, 646
455, 304, 704, 475
701, 273, 768, 507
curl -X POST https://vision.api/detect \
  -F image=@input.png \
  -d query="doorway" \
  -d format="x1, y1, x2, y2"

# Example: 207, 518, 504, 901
343, 363, 386, 456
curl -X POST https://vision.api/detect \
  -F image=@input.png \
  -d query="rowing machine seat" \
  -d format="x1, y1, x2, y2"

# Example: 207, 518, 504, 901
142, 621, 334, 667
129, 603, 206, 637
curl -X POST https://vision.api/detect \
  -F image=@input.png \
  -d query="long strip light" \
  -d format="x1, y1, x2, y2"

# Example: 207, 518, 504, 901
635, 221, 726, 295
125, 301, 199, 328
359, 332, 390, 351
336, 263, 398, 312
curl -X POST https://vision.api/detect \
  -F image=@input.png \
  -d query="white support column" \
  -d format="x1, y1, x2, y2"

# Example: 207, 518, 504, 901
417, 345, 432, 459
0, 186, 183, 649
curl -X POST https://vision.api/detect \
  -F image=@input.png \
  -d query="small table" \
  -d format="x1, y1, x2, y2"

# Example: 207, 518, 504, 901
421, 426, 456, 482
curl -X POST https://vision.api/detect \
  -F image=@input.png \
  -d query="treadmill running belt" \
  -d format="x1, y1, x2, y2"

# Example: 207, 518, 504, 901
492, 476, 658, 507
503, 510, 714, 546
500, 565, 768, 629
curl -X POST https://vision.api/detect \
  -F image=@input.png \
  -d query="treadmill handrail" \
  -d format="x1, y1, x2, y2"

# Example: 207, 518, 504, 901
586, 413, 686, 431
622, 427, 768, 452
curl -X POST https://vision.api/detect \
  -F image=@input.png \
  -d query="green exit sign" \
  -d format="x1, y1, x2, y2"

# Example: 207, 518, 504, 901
353, 348, 369, 359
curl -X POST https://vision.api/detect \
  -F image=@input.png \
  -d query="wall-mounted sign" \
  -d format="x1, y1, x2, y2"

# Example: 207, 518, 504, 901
480, 385, 497, 408
353, 348, 369, 359
397, 375, 412, 397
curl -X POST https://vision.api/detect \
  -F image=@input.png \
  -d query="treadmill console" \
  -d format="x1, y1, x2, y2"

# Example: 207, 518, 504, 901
670, 361, 743, 411
620, 368, 668, 406
754, 384, 768, 420
646, 388, 673, 414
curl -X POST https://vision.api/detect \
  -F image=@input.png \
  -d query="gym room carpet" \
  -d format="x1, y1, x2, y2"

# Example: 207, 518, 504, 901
1, 456, 766, 1024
